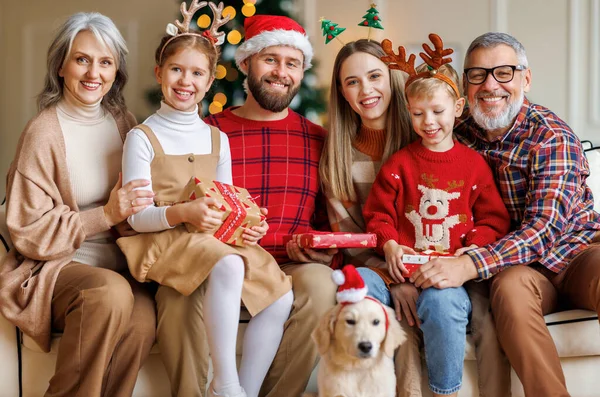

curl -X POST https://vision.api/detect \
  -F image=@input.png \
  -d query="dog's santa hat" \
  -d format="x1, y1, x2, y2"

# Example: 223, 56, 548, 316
332, 265, 368, 304
235, 15, 314, 73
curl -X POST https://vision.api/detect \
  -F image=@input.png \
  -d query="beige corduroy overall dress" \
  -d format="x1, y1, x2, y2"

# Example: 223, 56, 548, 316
117, 124, 292, 316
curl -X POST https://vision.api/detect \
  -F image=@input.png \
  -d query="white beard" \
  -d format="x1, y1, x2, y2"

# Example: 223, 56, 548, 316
471, 88, 524, 131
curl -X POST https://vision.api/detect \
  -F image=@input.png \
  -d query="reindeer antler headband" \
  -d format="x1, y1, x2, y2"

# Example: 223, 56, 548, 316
158, 0, 231, 64
380, 33, 460, 98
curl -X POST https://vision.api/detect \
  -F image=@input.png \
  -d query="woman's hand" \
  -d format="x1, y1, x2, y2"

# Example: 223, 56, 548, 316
285, 235, 338, 265
103, 173, 155, 227
390, 282, 421, 327
179, 197, 224, 232
243, 208, 269, 246
383, 240, 416, 283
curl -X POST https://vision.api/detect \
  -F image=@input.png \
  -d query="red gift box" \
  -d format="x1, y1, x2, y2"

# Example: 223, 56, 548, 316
282, 232, 377, 249
180, 177, 265, 246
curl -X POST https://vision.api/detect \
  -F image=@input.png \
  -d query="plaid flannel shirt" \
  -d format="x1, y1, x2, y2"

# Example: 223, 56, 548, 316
455, 98, 600, 279
205, 107, 328, 264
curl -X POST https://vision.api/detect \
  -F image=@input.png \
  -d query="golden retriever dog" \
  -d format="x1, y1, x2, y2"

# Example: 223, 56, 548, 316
309, 297, 406, 397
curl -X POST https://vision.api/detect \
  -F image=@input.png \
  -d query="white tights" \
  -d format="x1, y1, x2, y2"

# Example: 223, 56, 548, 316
204, 255, 293, 397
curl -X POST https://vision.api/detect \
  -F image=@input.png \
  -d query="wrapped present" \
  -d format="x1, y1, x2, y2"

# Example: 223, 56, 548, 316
180, 177, 265, 246
282, 232, 377, 249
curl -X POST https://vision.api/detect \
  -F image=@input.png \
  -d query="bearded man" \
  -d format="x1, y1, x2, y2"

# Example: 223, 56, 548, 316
409, 32, 600, 397
156, 15, 338, 397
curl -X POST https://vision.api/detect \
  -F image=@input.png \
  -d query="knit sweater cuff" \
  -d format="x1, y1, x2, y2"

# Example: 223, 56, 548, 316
79, 207, 111, 238
376, 228, 399, 252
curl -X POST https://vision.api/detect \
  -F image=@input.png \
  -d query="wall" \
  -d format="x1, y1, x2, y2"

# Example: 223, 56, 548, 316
1, 0, 599, 199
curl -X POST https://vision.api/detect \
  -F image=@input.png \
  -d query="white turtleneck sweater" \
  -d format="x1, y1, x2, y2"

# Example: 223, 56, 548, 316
123, 101, 232, 232
57, 90, 127, 271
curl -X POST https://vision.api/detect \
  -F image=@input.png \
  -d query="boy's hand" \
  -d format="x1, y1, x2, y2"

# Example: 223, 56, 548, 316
390, 283, 421, 327
454, 244, 478, 256
383, 240, 416, 283
243, 208, 269, 245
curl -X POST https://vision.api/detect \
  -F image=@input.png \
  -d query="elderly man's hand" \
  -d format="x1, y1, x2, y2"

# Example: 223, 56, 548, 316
410, 255, 479, 289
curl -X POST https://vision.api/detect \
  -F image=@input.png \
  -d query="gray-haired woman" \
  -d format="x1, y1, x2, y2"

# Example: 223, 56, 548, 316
0, 12, 156, 396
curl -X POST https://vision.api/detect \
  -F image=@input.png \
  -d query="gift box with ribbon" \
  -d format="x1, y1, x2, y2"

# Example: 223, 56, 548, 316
180, 177, 265, 246
282, 232, 377, 249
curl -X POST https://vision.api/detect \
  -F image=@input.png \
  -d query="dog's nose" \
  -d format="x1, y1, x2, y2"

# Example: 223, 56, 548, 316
358, 341, 372, 353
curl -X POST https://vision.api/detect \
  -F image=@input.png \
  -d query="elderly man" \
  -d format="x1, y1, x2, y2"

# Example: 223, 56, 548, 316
156, 14, 337, 397
411, 32, 600, 397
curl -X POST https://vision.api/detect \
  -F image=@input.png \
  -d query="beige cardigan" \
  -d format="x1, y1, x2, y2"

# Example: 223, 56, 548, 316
0, 105, 137, 352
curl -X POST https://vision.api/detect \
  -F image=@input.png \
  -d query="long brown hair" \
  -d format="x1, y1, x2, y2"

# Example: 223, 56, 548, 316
320, 39, 414, 202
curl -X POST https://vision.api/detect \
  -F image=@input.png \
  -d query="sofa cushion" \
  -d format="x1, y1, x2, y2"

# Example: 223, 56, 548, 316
546, 310, 600, 358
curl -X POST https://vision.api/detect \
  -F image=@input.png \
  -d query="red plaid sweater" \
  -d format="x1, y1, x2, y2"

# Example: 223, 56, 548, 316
364, 140, 510, 254
205, 108, 328, 264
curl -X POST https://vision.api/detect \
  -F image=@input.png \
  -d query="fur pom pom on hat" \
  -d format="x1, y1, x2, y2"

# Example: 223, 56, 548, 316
235, 15, 314, 73
332, 265, 368, 304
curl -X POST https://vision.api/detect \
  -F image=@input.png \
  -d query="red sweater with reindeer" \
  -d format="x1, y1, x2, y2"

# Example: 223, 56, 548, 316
363, 140, 510, 254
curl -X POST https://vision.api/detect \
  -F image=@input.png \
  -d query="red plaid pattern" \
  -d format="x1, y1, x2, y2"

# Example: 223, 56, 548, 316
205, 108, 328, 264
455, 98, 600, 279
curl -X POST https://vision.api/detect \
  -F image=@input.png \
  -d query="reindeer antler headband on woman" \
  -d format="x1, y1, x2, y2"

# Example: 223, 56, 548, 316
158, 0, 231, 63
380, 33, 460, 98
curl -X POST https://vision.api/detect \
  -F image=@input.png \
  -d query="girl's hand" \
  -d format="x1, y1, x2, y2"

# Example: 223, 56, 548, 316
454, 244, 478, 256
243, 208, 269, 246
104, 173, 155, 227
383, 240, 416, 283
390, 283, 421, 327
182, 197, 223, 232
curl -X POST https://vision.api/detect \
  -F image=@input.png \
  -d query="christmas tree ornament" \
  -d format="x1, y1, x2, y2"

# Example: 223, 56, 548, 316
320, 17, 346, 45
358, 3, 384, 41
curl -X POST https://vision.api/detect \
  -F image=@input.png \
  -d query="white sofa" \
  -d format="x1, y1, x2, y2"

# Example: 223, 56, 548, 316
1, 198, 600, 397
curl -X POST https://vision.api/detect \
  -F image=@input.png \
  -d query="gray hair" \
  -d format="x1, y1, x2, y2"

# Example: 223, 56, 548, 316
38, 12, 129, 113
464, 32, 528, 68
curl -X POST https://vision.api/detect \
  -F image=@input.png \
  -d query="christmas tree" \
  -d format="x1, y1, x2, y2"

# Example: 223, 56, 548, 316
147, 0, 327, 124
358, 3, 383, 30
320, 18, 346, 45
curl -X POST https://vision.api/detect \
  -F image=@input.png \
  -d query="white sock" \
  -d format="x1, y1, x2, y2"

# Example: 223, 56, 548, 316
239, 290, 294, 397
205, 255, 245, 393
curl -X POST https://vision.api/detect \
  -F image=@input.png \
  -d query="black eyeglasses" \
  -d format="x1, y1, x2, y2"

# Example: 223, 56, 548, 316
464, 65, 527, 85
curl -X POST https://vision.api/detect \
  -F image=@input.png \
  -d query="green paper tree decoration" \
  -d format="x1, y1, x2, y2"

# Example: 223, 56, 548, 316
358, 3, 383, 30
320, 18, 346, 44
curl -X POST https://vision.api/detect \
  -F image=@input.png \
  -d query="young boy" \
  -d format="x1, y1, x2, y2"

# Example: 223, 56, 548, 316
361, 35, 510, 397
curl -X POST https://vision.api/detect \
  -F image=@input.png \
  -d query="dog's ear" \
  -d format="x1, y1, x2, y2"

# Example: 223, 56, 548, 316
382, 305, 407, 358
312, 305, 338, 355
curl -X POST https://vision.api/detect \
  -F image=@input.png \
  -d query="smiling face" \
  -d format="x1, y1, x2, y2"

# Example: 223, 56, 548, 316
465, 44, 531, 136
155, 47, 214, 112
339, 52, 392, 130
244, 45, 304, 113
408, 88, 465, 152
59, 30, 117, 105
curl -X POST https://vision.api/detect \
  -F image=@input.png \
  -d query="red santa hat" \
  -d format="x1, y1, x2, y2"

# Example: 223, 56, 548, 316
332, 265, 368, 304
235, 15, 314, 73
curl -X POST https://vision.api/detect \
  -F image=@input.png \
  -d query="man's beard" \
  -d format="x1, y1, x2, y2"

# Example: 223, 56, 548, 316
247, 66, 300, 113
471, 88, 524, 131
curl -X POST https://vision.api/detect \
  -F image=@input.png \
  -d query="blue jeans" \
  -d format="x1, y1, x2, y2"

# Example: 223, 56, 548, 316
357, 267, 472, 395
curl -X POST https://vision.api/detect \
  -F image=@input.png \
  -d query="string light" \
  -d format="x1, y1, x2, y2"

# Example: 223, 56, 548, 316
227, 30, 242, 45
242, 3, 256, 17
222, 6, 236, 19
225, 68, 239, 82
197, 14, 211, 29
214, 92, 228, 106
209, 101, 223, 114
243, 0, 256, 4
215, 65, 227, 80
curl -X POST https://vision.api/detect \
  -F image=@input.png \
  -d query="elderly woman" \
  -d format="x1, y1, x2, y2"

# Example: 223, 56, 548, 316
0, 12, 156, 396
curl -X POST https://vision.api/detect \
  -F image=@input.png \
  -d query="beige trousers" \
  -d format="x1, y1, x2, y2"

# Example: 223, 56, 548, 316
156, 261, 337, 397
47, 262, 156, 397
491, 244, 600, 397
395, 280, 511, 397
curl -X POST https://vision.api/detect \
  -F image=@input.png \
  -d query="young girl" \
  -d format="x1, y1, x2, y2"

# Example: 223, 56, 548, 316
117, 3, 293, 397
318, 39, 424, 395
362, 35, 511, 397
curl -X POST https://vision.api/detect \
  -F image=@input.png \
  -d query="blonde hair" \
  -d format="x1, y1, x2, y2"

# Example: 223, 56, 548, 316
320, 39, 415, 202
38, 12, 128, 113
405, 64, 462, 101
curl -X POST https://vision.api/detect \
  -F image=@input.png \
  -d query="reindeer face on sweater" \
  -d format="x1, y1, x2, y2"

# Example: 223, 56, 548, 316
416, 185, 460, 220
